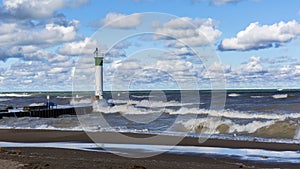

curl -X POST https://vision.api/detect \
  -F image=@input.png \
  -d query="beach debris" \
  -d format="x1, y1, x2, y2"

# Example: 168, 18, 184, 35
0, 148, 22, 155
8, 149, 22, 155
260, 155, 268, 159
128, 165, 146, 169
0, 147, 7, 153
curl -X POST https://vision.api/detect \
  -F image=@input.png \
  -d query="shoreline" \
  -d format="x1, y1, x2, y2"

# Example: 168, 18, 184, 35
1, 147, 300, 169
1, 129, 299, 168
0, 129, 299, 151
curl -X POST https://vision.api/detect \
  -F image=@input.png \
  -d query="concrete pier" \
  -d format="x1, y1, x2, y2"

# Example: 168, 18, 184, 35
0, 106, 93, 119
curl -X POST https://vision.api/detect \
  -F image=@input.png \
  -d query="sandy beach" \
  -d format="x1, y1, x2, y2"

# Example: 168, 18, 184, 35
1, 147, 300, 169
0, 129, 299, 151
0, 147, 299, 169
0, 129, 299, 169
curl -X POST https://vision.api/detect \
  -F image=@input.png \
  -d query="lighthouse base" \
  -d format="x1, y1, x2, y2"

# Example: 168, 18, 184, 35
92, 99, 114, 112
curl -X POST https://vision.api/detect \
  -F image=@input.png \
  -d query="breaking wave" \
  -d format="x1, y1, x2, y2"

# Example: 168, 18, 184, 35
0, 93, 31, 97
29, 103, 45, 106
177, 118, 300, 139
91, 100, 300, 120
167, 108, 300, 120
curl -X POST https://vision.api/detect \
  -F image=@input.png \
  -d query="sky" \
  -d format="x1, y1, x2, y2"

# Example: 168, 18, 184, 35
0, 0, 300, 91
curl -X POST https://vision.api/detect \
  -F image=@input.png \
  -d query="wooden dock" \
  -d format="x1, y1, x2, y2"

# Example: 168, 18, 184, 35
0, 106, 93, 119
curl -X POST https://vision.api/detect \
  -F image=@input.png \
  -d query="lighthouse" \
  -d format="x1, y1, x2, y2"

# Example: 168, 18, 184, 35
94, 48, 103, 100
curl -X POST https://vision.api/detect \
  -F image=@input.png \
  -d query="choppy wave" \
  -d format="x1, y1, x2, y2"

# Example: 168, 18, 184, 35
0, 98, 11, 102
166, 107, 300, 120
91, 100, 300, 120
177, 118, 300, 139
1, 91, 300, 143
106, 99, 199, 108
131, 95, 154, 99
70, 98, 92, 105
0, 116, 80, 130
250, 95, 265, 98
0, 112, 299, 140
57, 95, 83, 99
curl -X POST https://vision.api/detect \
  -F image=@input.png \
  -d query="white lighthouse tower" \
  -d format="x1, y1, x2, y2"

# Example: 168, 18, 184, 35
94, 48, 103, 100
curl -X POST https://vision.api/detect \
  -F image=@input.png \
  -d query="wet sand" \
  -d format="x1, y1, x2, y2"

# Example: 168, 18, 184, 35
0, 129, 300, 169
1, 147, 300, 169
0, 129, 299, 151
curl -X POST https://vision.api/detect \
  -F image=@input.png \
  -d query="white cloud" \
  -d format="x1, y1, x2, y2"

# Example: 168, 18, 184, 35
0, 20, 80, 48
136, 0, 243, 6
2, 0, 90, 19
97, 13, 143, 29
222, 55, 300, 88
57, 38, 99, 56
211, 0, 242, 5
155, 17, 222, 47
0, 1, 87, 91
236, 56, 266, 74
104, 54, 201, 90
219, 20, 300, 51
0, 54, 75, 91
48, 54, 70, 63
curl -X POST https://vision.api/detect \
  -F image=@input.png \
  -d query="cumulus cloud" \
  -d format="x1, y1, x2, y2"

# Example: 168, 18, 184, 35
155, 17, 222, 47
235, 56, 267, 75
1, 0, 90, 20
0, 20, 80, 47
262, 55, 298, 65
1, 56, 75, 91
92, 12, 144, 29
219, 20, 300, 51
0, 1, 87, 91
103, 53, 202, 90
217, 55, 300, 88
57, 38, 99, 56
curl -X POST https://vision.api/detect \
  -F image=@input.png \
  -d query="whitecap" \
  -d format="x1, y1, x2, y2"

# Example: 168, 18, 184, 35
272, 94, 288, 99
228, 93, 240, 97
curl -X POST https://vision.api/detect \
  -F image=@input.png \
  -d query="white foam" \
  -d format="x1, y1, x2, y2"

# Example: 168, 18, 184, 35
70, 98, 92, 105
93, 104, 157, 114
166, 108, 300, 120
92, 100, 300, 120
29, 103, 45, 106
110, 99, 197, 108
228, 93, 240, 97
57, 95, 83, 99
250, 95, 265, 98
272, 94, 288, 99
135, 100, 196, 108
0, 93, 31, 97
0, 142, 299, 163
179, 118, 276, 134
